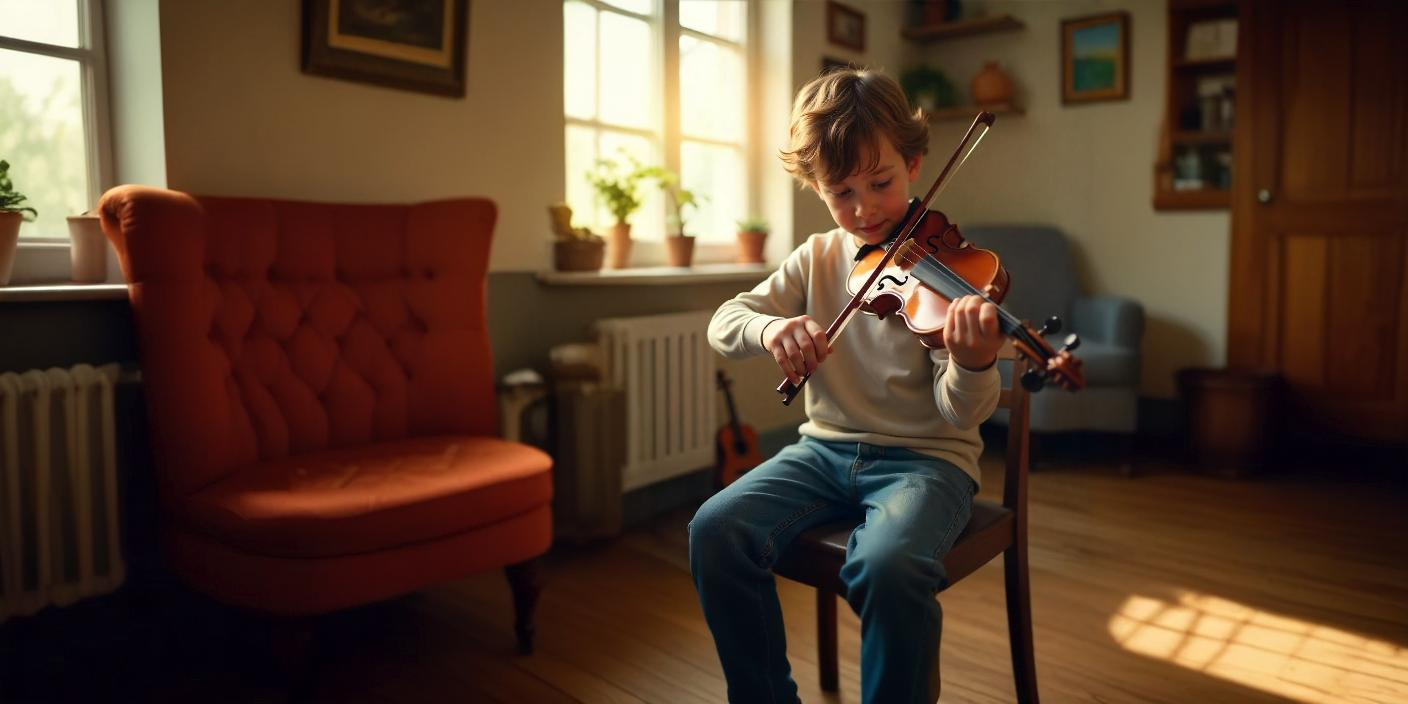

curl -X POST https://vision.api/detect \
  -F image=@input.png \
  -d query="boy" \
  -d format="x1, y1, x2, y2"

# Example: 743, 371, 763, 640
690, 68, 1005, 703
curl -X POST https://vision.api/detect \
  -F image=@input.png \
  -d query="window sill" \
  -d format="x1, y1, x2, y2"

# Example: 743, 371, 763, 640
535, 262, 772, 286
0, 283, 128, 303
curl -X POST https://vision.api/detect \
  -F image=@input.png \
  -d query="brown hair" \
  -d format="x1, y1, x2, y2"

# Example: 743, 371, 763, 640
779, 68, 929, 186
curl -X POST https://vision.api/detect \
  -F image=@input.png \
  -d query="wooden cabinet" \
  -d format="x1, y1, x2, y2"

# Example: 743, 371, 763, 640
1154, 0, 1238, 210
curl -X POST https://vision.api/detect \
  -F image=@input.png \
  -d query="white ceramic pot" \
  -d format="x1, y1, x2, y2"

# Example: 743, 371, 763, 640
67, 214, 107, 283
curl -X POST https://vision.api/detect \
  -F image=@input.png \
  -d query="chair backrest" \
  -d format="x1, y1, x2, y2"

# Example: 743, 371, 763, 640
99, 185, 500, 497
963, 225, 1080, 326
996, 343, 1032, 516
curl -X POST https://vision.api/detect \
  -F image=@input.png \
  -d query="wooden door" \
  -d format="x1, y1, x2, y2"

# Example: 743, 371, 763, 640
1229, 0, 1408, 442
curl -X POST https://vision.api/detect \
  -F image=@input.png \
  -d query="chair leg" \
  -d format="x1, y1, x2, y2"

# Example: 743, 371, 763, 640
817, 589, 839, 692
1004, 542, 1039, 704
505, 559, 543, 655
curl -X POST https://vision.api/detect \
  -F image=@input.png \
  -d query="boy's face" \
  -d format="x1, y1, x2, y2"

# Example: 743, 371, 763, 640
811, 137, 923, 246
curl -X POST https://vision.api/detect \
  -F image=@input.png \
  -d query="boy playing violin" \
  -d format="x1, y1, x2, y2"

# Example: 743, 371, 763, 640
690, 68, 1005, 703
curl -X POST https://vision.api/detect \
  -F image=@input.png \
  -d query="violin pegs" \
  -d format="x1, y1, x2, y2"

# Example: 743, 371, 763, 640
1061, 333, 1081, 353
1039, 316, 1062, 337
1020, 369, 1046, 392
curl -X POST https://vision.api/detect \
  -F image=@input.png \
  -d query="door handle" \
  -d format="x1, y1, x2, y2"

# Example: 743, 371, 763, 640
1257, 188, 1273, 204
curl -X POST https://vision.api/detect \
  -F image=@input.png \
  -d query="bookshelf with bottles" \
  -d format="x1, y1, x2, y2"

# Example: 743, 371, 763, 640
1154, 0, 1238, 210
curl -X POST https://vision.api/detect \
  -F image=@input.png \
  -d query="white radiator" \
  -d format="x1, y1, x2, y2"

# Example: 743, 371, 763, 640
0, 363, 126, 622
596, 311, 717, 491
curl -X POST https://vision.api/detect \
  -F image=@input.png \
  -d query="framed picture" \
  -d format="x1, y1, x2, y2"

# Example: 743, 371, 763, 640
1061, 11, 1129, 104
302, 0, 469, 98
826, 1, 865, 53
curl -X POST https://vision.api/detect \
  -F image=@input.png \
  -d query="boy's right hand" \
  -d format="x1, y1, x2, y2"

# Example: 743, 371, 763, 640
762, 315, 830, 386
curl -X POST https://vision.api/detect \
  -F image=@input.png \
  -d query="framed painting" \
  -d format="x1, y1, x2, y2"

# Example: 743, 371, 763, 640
826, 1, 865, 53
302, 0, 469, 98
1061, 11, 1129, 104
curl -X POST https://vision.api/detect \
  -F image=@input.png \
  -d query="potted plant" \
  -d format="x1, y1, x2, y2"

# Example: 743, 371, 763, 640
0, 160, 38, 286
899, 65, 956, 113
547, 203, 605, 272
641, 166, 703, 267
735, 216, 769, 264
587, 155, 647, 269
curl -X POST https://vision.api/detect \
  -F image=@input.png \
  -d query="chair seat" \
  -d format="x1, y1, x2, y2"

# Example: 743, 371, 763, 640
176, 435, 553, 559
773, 499, 1015, 595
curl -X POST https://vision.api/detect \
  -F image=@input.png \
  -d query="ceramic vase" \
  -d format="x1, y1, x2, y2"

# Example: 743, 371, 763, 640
665, 236, 695, 267
970, 61, 1014, 106
67, 214, 107, 283
736, 230, 767, 264
606, 222, 632, 269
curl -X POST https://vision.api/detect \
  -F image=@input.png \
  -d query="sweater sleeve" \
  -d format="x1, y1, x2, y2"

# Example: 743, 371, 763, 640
929, 348, 1002, 430
707, 241, 812, 359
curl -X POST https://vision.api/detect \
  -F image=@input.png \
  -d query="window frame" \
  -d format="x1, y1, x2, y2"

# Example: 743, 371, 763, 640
564, 0, 757, 266
0, 0, 114, 247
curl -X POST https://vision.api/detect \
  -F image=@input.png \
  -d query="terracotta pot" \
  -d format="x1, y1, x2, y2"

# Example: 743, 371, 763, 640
67, 214, 107, 283
606, 222, 632, 269
553, 239, 605, 272
970, 61, 1014, 106
0, 210, 20, 286
736, 230, 767, 264
665, 236, 695, 267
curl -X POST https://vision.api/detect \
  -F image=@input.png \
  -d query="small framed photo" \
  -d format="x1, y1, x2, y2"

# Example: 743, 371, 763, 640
1184, 18, 1237, 61
826, 1, 865, 53
1061, 11, 1130, 104
302, 0, 469, 98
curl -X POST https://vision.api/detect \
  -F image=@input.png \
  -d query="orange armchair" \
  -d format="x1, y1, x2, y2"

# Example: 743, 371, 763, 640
98, 185, 552, 651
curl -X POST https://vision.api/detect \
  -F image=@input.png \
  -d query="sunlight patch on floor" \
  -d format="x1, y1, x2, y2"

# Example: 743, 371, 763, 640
1109, 592, 1408, 703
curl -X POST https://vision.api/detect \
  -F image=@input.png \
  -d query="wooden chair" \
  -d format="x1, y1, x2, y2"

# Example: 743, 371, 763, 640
772, 347, 1038, 703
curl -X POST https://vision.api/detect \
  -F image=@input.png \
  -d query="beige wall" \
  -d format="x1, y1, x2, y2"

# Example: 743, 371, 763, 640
158, 0, 564, 273
903, 0, 1229, 398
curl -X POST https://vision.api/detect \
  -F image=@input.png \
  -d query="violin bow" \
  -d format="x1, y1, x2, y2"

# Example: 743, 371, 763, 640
777, 111, 995, 406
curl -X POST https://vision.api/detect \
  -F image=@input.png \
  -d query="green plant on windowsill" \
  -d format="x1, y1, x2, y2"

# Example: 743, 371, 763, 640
587, 154, 647, 227
0, 160, 38, 221
638, 165, 703, 238
1, 159, 38, 286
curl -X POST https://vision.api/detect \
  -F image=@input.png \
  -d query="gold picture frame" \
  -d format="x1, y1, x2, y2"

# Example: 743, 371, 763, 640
302, 0, 469, 98
1061, 12, 1130, 104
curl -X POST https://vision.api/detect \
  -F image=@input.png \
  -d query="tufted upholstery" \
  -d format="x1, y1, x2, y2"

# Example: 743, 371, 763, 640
99, 185, 552, 616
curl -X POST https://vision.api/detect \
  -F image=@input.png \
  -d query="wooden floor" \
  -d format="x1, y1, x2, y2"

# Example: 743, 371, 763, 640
4, 451, 1406, 703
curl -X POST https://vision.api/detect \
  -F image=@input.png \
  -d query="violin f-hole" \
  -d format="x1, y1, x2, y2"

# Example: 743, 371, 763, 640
876, 274, 909, 289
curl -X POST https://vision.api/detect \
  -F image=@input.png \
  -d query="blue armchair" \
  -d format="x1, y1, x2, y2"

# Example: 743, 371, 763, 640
962, 226, 1144, 445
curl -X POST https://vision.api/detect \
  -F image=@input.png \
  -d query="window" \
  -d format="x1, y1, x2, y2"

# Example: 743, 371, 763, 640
563, 0, 751, 262
0, 0, 112, 241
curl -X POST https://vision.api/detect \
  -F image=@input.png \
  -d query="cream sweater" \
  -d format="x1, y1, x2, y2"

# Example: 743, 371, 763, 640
707, 228, 1001, 487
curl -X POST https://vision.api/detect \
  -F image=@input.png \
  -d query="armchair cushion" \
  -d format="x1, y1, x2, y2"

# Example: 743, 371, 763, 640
1072, 295, 1144, 349
177, 435, 552, 559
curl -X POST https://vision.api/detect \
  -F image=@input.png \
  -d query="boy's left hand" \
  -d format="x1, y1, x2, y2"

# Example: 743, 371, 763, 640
944, 295, 1004, 371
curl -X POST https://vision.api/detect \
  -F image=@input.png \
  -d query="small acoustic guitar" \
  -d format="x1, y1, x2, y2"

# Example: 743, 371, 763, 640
715, 370, 763, 488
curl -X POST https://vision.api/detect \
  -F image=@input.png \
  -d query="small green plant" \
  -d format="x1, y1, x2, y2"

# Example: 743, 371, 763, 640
587, 154, 647, 225
736, 216, 770, 234
0, 160, 38, 221
899, 65, 956, 111
639, 166, 703, 237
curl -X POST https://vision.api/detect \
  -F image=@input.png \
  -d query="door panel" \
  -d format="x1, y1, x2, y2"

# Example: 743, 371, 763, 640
1231, 0, 1408, 441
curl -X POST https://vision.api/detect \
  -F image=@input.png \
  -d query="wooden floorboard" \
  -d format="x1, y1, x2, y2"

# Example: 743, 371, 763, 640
2, 453, 1405, 703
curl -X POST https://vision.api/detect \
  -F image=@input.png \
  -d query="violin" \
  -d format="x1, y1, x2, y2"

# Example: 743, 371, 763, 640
776, 112, 1085, 405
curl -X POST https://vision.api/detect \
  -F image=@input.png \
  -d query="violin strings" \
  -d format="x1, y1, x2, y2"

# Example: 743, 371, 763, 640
906, 254, 1047, 355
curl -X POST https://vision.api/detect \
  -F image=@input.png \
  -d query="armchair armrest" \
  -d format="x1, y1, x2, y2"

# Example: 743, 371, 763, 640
1072, 295, 1144, 348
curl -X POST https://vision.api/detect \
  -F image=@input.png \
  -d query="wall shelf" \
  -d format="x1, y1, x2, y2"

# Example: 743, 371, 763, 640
901, 14, 1024, 42
928, 103, 1023, 123
1154, 0, 1238, 211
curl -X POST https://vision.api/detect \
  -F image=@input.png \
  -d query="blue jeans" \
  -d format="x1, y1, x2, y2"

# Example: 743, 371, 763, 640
689, 437, 977, 704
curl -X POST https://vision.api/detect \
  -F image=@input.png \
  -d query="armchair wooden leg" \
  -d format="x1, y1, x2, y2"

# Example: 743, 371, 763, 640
505, 559, 543, 655
1004, 542, 1039, 704
817, 589, 839, 692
